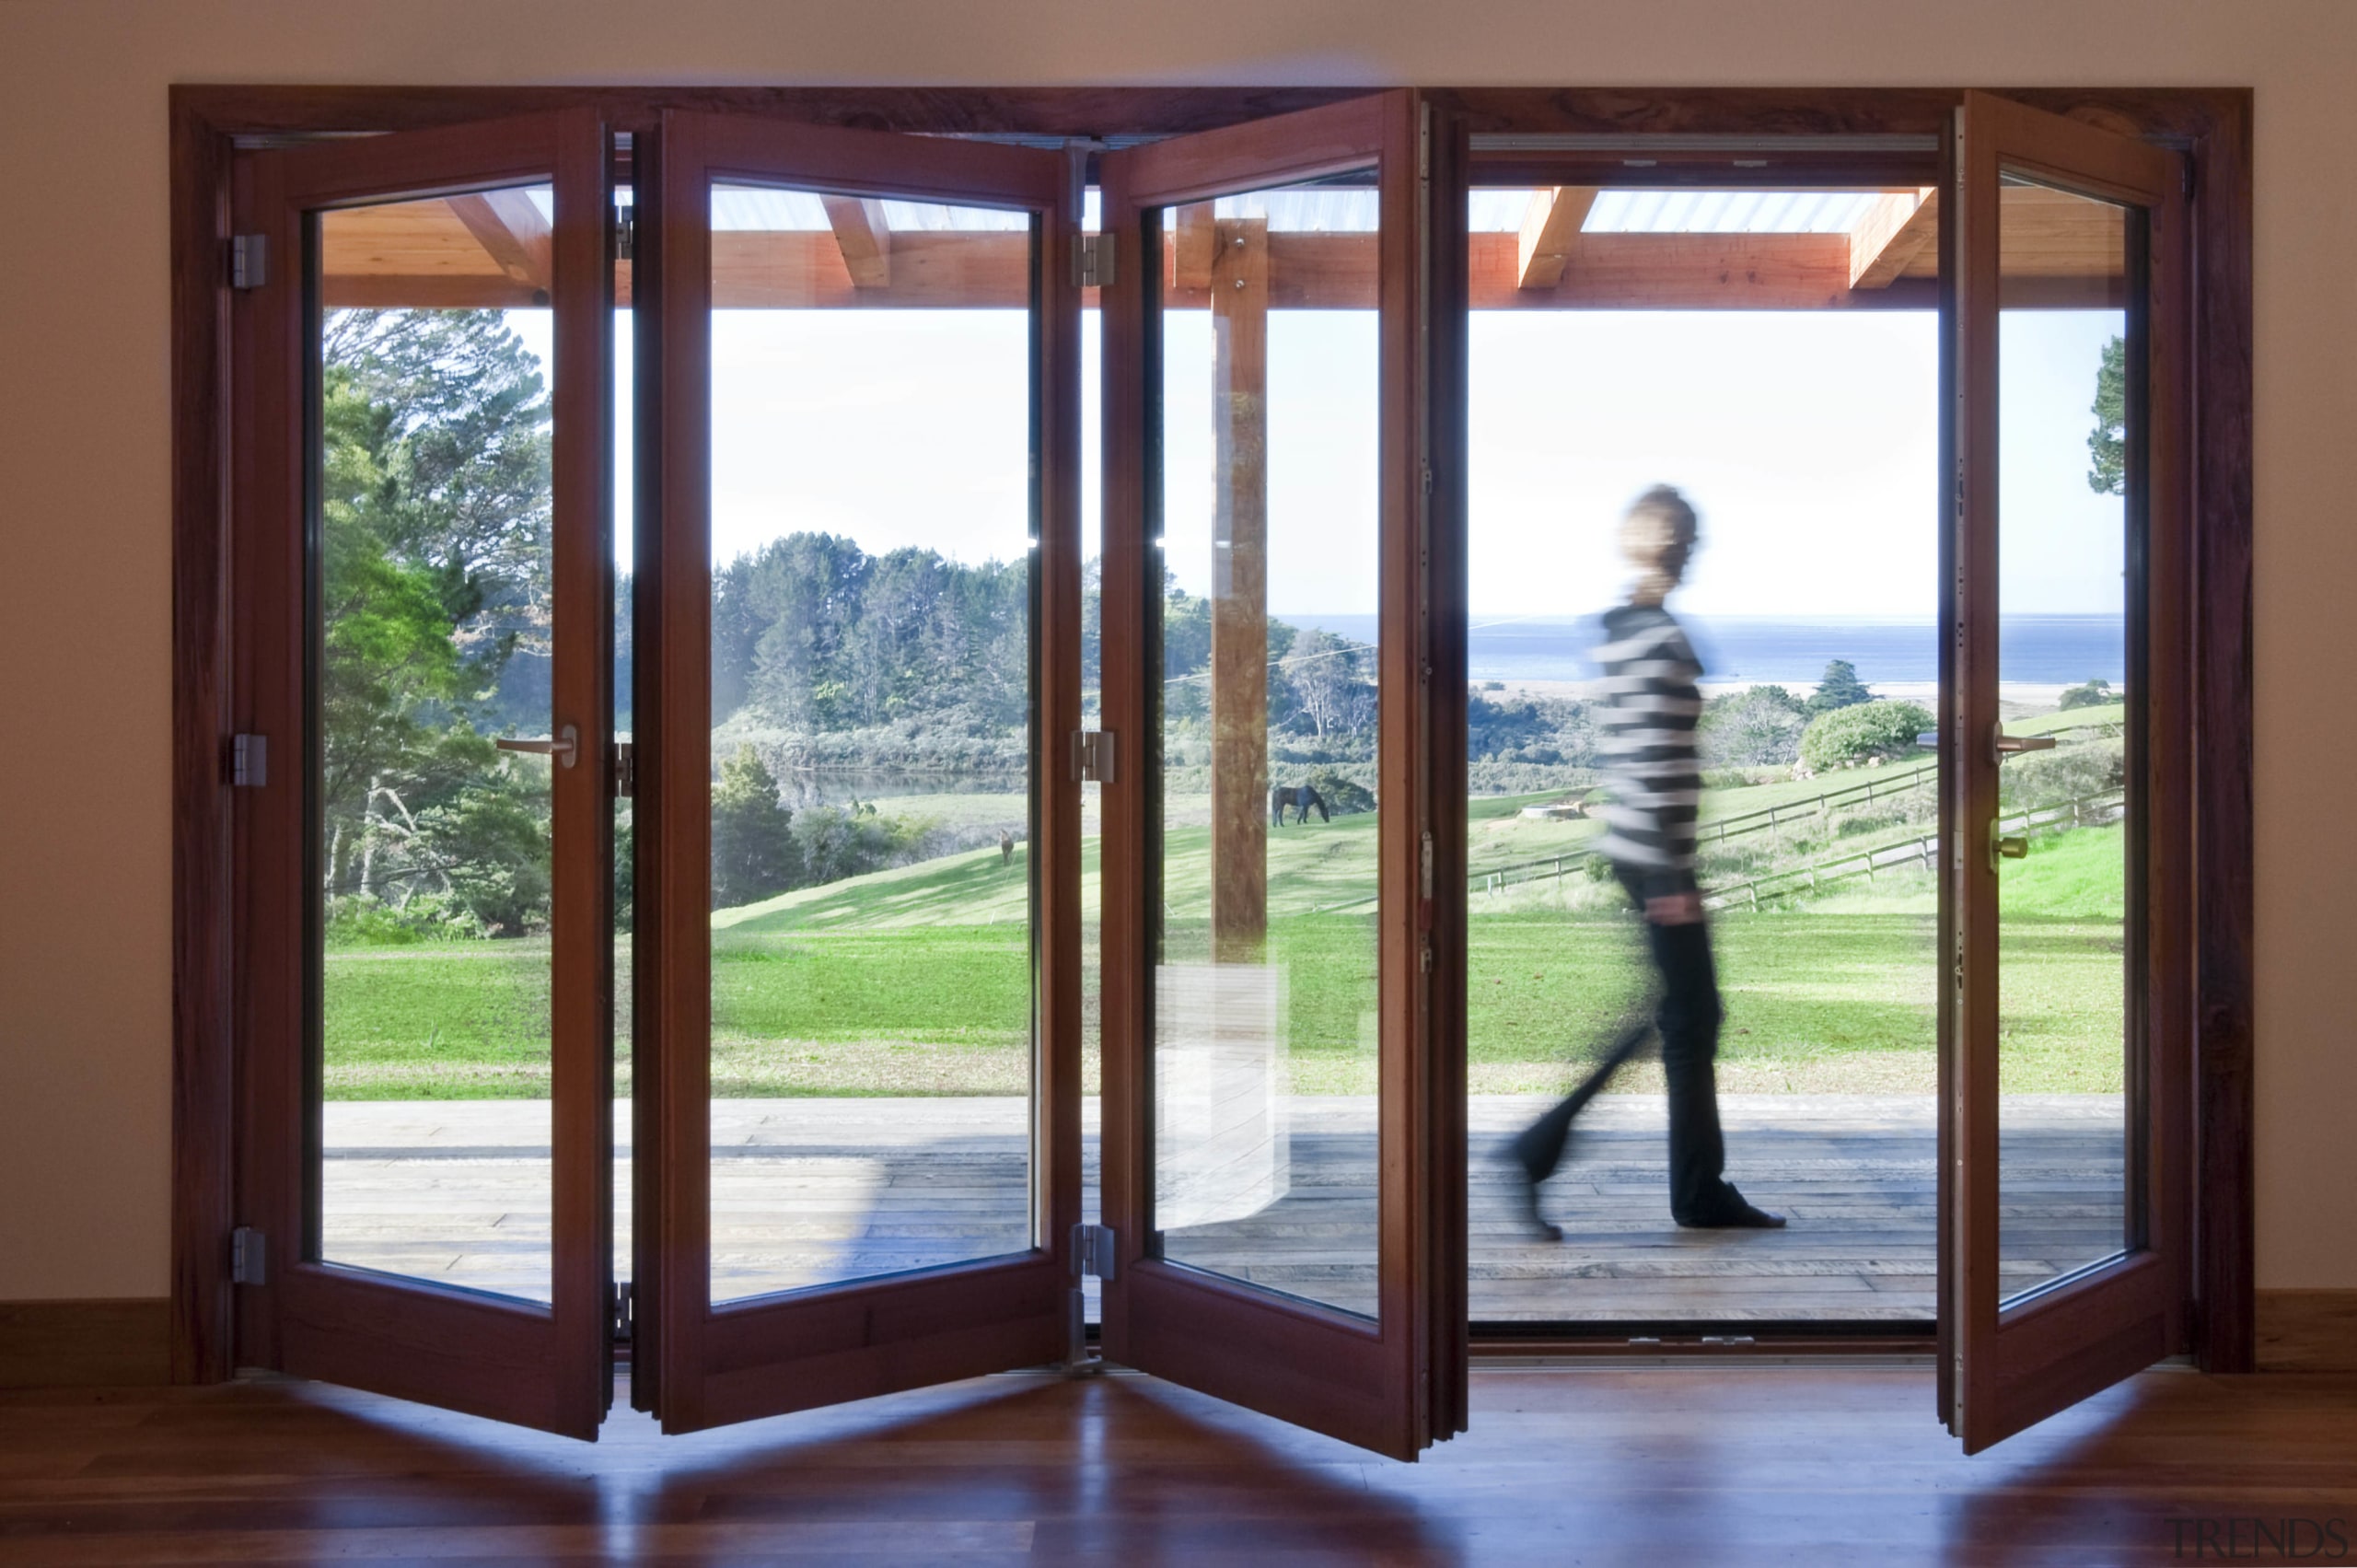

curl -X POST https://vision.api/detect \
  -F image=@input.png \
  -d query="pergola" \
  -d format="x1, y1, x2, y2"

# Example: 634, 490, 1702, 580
318, 183, 2126, 312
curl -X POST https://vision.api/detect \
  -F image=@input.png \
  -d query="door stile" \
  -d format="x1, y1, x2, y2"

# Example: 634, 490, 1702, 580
624, 113, 669, 1417
547, 112, 621, 1425
1947, 90, 2192, 1453
647, 105, 717, 1432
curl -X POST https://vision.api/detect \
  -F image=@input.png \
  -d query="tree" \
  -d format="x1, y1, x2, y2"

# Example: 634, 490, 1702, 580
1701, 684, 1810, 767
1799, 699, 1934, 773
317, 308, 559, 935
1282, 628, 1362, 740
710, 747, 801, 910
1807, 658, 1874, 713
2087, 334, 2128, 495
2059, 678, 2117, 710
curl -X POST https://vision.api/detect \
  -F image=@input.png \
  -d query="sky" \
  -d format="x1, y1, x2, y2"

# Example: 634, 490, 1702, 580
506, 301, 2126, 622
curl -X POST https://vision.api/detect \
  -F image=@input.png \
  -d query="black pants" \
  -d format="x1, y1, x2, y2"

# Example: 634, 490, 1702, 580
1514, 869, 1748, 1225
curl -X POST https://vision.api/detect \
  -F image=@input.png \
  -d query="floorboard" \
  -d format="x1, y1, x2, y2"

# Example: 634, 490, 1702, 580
0, 1367, 2349, 1563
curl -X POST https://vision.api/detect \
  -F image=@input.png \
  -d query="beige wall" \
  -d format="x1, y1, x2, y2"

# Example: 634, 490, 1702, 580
0, 0, 2348, 1301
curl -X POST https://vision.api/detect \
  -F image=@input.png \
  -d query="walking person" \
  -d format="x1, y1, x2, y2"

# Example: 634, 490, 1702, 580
1508, 485, 1786, 1237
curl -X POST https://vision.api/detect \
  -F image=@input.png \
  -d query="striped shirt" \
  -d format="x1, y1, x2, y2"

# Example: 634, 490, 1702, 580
1590, 603, 1705, 892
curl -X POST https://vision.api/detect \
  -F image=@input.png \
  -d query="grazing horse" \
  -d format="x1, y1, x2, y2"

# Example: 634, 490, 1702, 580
1271, 784, 1330, 825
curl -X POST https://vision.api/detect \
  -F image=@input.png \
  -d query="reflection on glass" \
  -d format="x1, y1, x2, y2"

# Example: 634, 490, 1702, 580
313, 187, 560, 1302
1152, 180, 1383, 1317
705, 182, 1037, 1302
1995, 175, 2136, 1301
1460, 187, 1945, 1322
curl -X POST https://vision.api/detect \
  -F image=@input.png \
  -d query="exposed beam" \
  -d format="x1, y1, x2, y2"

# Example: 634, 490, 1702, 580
820, 195, 892, 288
1850, 187, 1937, 289
445, 190, 552, 296
1172, 202, 1216, 291
1516, 186, 1599, 290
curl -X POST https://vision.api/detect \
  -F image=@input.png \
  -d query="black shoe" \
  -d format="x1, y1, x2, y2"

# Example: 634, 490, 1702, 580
1499, 1137, 1565, 1242
1676, 1185, 1787, 1230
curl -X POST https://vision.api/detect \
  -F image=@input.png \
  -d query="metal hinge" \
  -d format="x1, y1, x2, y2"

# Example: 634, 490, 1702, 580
1072, 1222, 1118, 1281
230, 733, 268, 788
1072, 728, 1115, 784
230, 1226, 266, 1285
612, 741, 635, 798
1421, 459, 1434, 496
614, 203, 634, 261
229, 234, 268, 290
610, 1281, 633, 1342
1074, 232, 1114, 289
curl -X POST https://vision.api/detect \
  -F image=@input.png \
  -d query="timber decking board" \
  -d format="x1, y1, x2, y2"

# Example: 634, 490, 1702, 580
315, 1094, 2127, 1320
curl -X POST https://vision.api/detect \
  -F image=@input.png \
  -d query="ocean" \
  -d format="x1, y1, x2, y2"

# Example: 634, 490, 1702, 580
1283, 613, 2127, 687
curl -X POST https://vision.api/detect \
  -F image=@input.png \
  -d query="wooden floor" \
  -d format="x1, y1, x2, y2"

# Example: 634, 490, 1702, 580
3, 1366, 2351, 1563
324, 1094, 2126, 1320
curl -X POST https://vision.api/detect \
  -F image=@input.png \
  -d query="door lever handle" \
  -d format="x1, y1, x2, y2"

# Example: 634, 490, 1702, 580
1992, 726, 2057, 764
496, 724, 578, 769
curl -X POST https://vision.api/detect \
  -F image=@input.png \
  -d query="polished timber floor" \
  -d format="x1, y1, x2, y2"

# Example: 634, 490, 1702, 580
324, 1094, 2123, 1319
3, 1366, 2351, 1563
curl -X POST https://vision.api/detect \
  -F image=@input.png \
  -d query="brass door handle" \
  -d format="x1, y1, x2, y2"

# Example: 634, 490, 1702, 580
1995, 835, 2028, 860
496, 724, 578, 769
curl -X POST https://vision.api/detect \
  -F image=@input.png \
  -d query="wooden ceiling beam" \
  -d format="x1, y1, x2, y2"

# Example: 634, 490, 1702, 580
820, 196, 892, 289
1850, 187, 1938, 289
444, 190, 552, 296
1516, 186, 1599, 290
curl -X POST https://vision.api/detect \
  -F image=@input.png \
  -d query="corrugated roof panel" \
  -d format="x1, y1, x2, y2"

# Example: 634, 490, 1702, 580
709, 185, 1026, 232
1468, 188, 1887, 234
1209, 189, 1381, 231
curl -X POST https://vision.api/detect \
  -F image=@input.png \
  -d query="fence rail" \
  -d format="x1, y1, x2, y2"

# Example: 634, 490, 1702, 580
1699, 789, 2125, 912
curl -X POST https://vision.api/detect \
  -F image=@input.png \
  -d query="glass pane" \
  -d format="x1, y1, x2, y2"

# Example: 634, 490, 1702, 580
1461, 187, 1943, 1323
312, 185, 561, 1302
1995, 176, 2137, 1301
705, 182, 1038, 1302
1152, 180, 1383, 1318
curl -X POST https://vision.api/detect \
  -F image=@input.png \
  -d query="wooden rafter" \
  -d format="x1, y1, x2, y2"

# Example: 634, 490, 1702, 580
445, 190, 552, 295
820, 195, 892, 288
1515, 186, 1599, 290
1850, 187, 1938, 288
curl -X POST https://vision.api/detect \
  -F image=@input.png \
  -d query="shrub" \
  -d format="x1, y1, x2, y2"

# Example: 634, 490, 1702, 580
1303, 766, 1376, 815
2059, 678, 2118, 710
2001, 738, 2126, 809
1799, 699, 1934, 773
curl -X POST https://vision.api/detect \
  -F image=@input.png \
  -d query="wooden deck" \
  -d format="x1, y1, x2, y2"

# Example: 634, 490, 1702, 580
322, 1094, 2125, 1321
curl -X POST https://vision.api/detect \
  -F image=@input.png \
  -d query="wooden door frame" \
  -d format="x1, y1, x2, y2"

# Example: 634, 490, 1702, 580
171, 84, 2253, 1387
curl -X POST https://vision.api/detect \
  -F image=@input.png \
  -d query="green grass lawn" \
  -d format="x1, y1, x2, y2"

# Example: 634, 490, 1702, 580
322, 714, 2131, 1099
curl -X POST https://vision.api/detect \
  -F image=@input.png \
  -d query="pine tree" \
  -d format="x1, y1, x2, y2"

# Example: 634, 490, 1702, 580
1807, 658, 1875, 713
710, 747, 802, 909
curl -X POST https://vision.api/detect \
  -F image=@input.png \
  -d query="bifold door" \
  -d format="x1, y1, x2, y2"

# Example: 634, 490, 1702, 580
231, 110, 616, 1438
1941, 91, 2192, 1451
1096, 91, 1469, 1459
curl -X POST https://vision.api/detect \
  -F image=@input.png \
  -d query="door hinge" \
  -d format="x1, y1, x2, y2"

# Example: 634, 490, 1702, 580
229, 234, 268, 290
610, 1281, 633, 1342
614, 203, 634, 261
230, 733, 269, 788
612, 740, 635, 798
230, 1225, 266, 1285
1074, 232, 1114, 290
1072, 1222, 1118, 1281
1072, 728, 1115, 784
